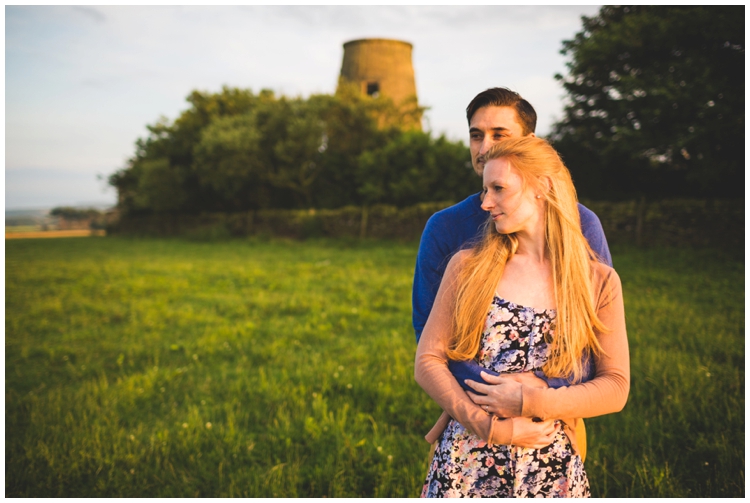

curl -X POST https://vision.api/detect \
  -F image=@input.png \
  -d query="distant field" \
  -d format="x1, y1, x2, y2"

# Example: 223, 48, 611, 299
5, 237, 744, 497
6, 229, 106, 239
5, 225, 42, 233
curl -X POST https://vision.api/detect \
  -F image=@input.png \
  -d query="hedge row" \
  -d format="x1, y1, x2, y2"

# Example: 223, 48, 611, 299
581, 198, 744, 248
108, 198, 743, 248
107, 203, 451, 241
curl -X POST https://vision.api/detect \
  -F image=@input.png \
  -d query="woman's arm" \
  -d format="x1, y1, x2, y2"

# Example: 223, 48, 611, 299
522, 266, 629, 419
414, 251, 514, 444
466, 264, 630, 420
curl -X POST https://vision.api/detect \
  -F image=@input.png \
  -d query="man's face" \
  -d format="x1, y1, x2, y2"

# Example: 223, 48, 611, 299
469, 106, 532, 176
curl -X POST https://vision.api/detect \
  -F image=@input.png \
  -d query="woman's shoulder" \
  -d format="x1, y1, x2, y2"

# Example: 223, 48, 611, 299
591, 260, 616, 278
590, 261, 622, 308
453, 248, 473, 262
444, 249, 472, 276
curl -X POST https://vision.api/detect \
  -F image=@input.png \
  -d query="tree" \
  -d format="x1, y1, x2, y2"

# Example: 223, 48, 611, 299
193, 113, 272, 211
551, 6, 744, 199
253, 97, 326, 209
110, 84, 467, 214
307, 87, 404, 209
50, 207, 102, 220
50, 206, 106, 230
356, 131, 475, 207
192, 94, 377, 211
109, 86, 264, 214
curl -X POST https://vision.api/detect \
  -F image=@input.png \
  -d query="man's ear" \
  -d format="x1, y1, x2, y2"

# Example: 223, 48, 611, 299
529, 132, 536, 138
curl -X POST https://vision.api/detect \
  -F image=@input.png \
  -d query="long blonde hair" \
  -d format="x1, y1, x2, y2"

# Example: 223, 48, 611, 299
446, 137, 606, 382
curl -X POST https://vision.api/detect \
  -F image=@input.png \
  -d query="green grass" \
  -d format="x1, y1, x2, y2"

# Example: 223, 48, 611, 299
5, 237, 744, 497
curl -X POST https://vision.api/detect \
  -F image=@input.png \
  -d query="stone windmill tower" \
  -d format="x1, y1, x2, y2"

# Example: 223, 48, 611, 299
338, 38, 422, 130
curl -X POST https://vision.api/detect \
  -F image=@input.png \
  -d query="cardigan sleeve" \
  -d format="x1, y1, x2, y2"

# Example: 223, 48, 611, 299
520, 264, 630, 420
414, 251, 514, 445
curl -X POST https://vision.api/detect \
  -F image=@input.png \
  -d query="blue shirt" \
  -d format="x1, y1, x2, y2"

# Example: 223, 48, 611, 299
412, 192, 612, 388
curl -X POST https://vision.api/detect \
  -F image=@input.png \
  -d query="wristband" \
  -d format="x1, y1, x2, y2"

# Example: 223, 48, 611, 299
487, 415, 499, 447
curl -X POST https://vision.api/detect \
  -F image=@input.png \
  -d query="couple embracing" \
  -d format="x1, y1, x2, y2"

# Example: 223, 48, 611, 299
412, 88, 630, 498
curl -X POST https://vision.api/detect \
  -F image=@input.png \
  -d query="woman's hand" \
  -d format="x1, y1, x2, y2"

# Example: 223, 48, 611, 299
510, 417, 559, 449
466, 371, 549, 417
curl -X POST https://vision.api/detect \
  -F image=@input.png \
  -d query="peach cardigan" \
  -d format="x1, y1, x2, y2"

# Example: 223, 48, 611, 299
414, 255, 630, 455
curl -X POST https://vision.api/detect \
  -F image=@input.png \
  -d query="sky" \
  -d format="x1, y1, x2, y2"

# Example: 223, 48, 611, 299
5, 5, 602, 210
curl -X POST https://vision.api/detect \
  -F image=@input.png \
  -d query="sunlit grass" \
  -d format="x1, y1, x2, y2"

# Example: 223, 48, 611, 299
5, 237, 744, 496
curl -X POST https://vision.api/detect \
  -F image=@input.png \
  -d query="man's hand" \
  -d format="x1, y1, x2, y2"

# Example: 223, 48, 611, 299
465, 371, 548, 417
509, 417, 559, 449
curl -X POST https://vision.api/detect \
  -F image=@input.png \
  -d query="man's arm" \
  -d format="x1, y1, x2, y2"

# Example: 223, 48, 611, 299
413, 209, 494, 386
412, 215, 452, 342
448, 359, 498, 392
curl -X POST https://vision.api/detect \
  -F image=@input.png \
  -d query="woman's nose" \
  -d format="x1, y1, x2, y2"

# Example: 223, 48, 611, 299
481, 195, 493, 211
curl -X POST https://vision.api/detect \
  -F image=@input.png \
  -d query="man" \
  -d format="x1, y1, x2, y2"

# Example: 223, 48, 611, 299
412, 87, 612, 392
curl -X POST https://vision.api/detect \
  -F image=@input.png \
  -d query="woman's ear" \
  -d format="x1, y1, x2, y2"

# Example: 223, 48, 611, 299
534, 177, 553, 200
542, 176, 552, 196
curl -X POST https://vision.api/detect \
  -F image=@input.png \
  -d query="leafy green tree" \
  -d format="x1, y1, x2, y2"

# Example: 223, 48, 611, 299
308, 87, 404, 209
132, 158, 188, 213
192, 114, 270, 211
551, 6, 744, 199
239, 96, 331, 209
50, 207, 102, 220
167, 86, 265, 170
110, 87, 264, 214
110, 84, 468, 214
356, 131, 475, 207
49, 206, 106, 230
193, 96, 338, 211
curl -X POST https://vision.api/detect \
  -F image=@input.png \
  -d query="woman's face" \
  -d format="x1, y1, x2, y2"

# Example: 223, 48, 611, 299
481, 157, 544, 236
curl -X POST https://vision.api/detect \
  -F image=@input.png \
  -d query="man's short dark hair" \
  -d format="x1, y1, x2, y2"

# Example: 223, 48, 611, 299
466, 88, 537, 135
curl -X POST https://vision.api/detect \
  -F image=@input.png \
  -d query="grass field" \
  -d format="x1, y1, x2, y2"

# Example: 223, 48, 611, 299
5, 236, 744, 497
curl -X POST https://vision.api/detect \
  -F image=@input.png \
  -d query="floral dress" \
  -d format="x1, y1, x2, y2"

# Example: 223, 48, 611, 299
421, 297, 590, 498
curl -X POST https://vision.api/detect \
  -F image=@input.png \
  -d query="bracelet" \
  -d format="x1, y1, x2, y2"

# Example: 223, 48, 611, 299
487, 415, 499, 448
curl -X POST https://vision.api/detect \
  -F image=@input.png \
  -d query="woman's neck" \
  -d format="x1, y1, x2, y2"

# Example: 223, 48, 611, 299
513, 220, 549, 263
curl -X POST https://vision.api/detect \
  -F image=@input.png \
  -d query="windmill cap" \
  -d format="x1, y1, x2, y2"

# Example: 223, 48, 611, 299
343, 38, 413, 49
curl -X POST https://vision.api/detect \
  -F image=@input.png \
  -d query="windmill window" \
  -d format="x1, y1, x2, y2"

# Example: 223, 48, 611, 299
366, 82, 380, 98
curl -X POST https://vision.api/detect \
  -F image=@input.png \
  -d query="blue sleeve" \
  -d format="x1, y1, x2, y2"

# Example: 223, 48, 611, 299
448, 359, 499, 394
412, 214, 453, 342
578, 203, 613, 267
450, 357, 595, 394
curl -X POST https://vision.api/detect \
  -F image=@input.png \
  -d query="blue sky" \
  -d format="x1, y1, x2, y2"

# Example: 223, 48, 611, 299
5, 5, 601, 210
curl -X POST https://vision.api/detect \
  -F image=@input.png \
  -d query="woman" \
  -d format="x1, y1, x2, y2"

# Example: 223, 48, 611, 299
414, 137, 629, 498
